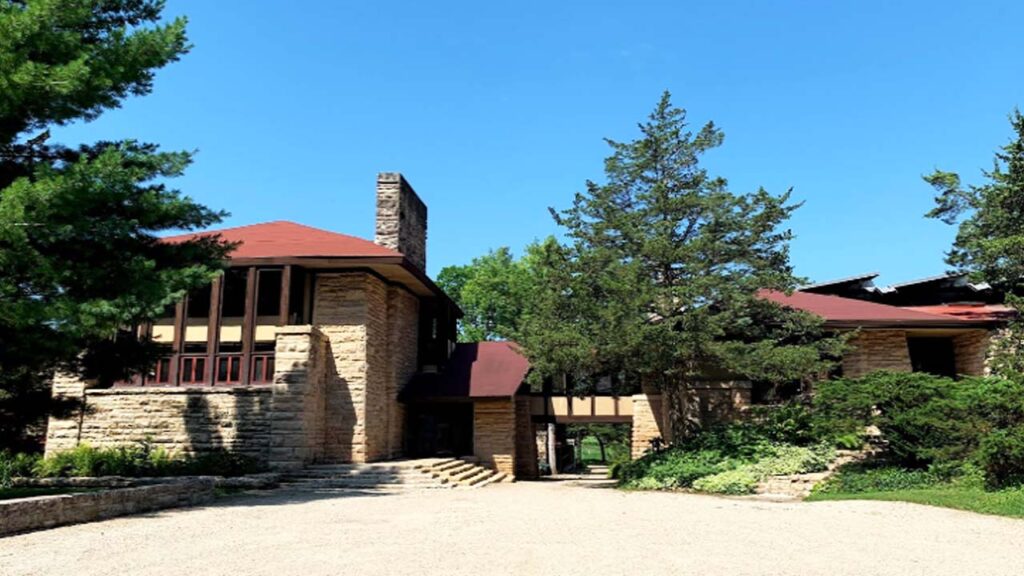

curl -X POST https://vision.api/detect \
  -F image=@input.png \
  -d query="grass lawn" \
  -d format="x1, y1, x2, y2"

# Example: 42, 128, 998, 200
579, 436, 629, 464
0, 486, 93, 501
807, 486, 1024, 518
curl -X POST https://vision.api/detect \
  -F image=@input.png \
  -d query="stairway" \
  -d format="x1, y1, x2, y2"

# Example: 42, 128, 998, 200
284, 457, 509, 492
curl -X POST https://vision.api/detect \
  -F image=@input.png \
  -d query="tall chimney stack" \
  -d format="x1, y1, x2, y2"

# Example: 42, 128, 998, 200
375, 172, 427, 271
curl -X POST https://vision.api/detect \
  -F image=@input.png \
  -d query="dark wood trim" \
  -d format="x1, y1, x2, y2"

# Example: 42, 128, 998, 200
279, 264, 291, 326
304, 270, 314, 323
240, 267, 257, 386
169, 299, 187, 386
205, 275, 223, 384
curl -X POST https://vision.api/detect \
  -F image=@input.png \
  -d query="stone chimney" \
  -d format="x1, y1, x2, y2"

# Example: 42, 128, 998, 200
375, 172, 427, 271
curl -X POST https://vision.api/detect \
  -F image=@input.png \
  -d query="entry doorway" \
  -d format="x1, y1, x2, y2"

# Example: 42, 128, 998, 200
407, 403, 473, 457
907, 337, 957, 377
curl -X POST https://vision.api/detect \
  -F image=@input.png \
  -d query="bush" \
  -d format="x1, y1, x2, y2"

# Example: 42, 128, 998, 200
616, 448, 739, 489
0, 451, 40, 488
814, 371, 1024, 487
691, 443, 835, 495
692, 467, 760, 494
30, 442, 263, 479
978, 426, 1024, 488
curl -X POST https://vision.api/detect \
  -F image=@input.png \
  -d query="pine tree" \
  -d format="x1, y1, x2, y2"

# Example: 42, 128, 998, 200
925, 109, 1024, 376
519, 92, 845, 436
0, 1, 229, 450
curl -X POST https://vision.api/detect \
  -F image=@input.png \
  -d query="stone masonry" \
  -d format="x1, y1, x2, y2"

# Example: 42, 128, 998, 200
473, 399, 517, 477
45, 377, 272, 462
269, 325, 328, 469
375, 172, 428, 271
842, 330, 912, 378
953, 329, 991, 376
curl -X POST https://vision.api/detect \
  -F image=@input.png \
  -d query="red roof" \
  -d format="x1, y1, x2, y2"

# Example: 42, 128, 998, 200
759, 289, 979, 326
163, 221, 402, 259
404, 342, 530, 399
902, 304, 1015, 322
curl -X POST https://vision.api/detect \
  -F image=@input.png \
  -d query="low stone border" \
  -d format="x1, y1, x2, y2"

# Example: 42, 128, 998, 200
0, 478, 215, 537
754, 450, 870, 500
12, 472, 281, 490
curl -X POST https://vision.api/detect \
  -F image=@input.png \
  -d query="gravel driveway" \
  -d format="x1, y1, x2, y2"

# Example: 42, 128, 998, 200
1, 482, 1022, 576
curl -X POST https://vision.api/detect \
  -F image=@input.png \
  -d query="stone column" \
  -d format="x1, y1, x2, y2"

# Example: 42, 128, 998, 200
630, 393, 664, 460
268, 325, 326, 470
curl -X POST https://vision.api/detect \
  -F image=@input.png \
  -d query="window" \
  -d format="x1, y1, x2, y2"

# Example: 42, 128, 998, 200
256, 269, 282, 316
908, 337, 957, 378
221, 268, 248, 318
187, 283, 212, 319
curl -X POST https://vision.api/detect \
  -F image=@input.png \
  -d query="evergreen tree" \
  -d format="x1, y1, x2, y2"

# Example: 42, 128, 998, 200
925, 109, 1024, 375
519, 93, 845, 422
0, 1, 229, 450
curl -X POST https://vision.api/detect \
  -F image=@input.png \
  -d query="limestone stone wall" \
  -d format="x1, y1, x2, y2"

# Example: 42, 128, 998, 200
362, 274, 390, 462
953, 329, 991, 376
473, 399, 516, 477
514, 396, 539, 479
269, 325, 327, 469
45, 384, 272, 462
314, 272, 373, 462
386, 287, 420, 459
375, 172, 427, 271
842, 330, 912, 378
631, 394, 664, 459
0, 478, 214, 537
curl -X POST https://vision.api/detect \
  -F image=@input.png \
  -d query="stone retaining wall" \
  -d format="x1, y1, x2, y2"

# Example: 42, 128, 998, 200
0, 478, 214, 537
46, 384, 272, 463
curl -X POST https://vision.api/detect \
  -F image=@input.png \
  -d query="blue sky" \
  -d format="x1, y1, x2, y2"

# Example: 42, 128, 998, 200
53, 1, 1023, 285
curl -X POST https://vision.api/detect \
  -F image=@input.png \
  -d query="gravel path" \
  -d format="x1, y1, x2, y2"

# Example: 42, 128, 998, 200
2, 482, 1023, 576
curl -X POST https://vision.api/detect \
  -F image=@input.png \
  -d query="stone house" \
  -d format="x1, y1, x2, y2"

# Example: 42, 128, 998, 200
44, 173, 1006, 479
45, 173, 537, 478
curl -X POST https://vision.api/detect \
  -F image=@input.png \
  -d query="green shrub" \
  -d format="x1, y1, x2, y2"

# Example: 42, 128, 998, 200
31, 442, 263, 478
692, 467, 759, 494
745, 402, 819, 445
978, 426, 1024, 488
813, 371, 1024, 487
0, 451, 41, 488
616, 448, 739, 489
813, 464, 943, 494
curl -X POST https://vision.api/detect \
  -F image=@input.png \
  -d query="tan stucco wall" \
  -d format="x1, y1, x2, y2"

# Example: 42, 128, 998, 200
474, 399, 516, 477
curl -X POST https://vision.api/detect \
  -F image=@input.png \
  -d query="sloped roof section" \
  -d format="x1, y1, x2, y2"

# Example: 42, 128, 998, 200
759, 289, 988, 327
163, 220, 402, 259
404, 342, 530, 400
902, 304, 1016, 322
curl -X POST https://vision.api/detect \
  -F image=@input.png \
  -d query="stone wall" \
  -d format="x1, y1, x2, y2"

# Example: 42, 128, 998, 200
0, 478, 214, 537
375, 172, 428, 271
386, 287, 420, 459
269, 326, 327, 469
473, 399, 516, 477
314, 272, 373, 462
514, 396, 539, 479
842, 330, 912, 378
45, 382, 272, 462
631, 394, 664, 460
362, 274, 390, 462
953, 329, 991, 376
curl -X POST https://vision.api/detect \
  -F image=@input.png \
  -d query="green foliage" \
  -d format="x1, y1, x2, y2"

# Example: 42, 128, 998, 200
615, 410, 835, 493
924, 110, 1024, 377
0, 450, 40, 488
691, 467, 760, 495
691, 443, 834, 495
517, 92, 845, 398
436, 247, 533, 342
29, 442, 262, 479
814, 371, 1024, 487
0, 1, 230, 450
978, 426, 1024, 489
